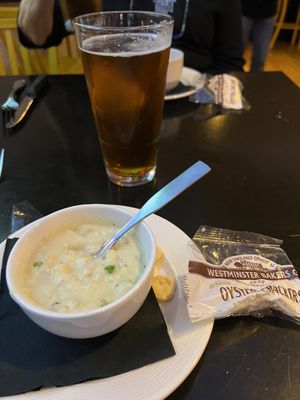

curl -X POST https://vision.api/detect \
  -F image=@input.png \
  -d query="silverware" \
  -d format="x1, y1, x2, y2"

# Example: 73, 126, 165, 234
6, 75, 47, 129
2, 79, 27, 134
0, 148, 4, 179
93, 160, 211, 258
1, 79, 27, 111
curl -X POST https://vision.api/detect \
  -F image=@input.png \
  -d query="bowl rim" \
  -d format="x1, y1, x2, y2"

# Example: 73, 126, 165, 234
6, 204, 156, 320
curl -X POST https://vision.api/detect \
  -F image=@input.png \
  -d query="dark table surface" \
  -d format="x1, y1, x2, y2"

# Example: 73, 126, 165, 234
1, 71, 300, 400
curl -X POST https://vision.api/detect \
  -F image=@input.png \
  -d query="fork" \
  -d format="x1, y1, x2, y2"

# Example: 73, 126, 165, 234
1, 79, 27, 134
1, 79, 27, 111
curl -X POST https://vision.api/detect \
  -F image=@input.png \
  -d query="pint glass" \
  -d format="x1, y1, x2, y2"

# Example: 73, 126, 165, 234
74, 12, 174, 186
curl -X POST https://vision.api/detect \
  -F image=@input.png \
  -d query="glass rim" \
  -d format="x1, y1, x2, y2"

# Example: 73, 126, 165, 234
73, 10, 174, 31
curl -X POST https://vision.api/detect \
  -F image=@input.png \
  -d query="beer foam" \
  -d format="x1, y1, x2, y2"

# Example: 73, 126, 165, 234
81, 33, 169, 57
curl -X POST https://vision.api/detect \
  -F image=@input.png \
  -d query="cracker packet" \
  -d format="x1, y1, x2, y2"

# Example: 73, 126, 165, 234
183, 226, 300, 324
189, 74, 251, 111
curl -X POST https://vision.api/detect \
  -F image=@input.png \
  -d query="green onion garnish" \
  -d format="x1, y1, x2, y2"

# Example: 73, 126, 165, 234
104, 265, 115, 273
33, 261, 43, 267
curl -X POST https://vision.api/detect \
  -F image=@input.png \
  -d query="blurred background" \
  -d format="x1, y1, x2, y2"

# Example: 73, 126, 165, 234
0, 0, 300, 87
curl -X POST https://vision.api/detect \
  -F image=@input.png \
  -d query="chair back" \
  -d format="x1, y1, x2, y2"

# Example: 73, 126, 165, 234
270, 0, 300, 49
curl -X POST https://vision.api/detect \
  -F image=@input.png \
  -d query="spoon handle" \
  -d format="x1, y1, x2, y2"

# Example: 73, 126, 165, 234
93, 161, 211, 257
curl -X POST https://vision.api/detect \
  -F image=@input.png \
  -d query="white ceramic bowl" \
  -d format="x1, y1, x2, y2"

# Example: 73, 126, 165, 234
6, 204, 156, 339
165, 47, 184, 92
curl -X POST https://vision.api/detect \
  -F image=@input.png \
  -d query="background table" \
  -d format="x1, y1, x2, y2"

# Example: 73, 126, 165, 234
1, 71, 300, 399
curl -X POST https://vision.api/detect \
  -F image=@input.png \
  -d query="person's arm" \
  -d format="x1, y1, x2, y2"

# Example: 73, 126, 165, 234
18, 0, 68, 48
210, 0, 245, 74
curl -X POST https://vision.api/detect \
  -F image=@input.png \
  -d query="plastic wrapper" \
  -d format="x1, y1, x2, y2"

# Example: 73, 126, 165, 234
189, 73, 251, 111
183, 226, 300, 324
10, 200, 42, 234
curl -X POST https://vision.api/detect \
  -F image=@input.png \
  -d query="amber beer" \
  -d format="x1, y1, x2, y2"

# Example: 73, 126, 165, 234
80, 34, 170, 185
74, 12, 173, 186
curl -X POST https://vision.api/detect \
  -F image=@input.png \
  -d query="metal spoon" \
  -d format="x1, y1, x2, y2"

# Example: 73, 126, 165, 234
93, 160, 211, 258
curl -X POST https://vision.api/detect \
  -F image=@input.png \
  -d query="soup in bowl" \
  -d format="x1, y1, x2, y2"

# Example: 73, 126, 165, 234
6, 204, 156, 338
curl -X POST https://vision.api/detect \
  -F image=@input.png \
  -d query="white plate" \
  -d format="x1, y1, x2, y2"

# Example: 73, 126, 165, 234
0, 206, 214, 400
164, 67, 206, 101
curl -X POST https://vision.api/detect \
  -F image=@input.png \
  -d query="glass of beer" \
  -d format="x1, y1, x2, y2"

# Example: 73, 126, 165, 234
73, 11, 174, 186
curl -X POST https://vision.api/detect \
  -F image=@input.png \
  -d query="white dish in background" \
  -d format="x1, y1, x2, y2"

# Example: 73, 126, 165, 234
164, 67, 207, 101
0, 206, 214, 400
165, 48, 184, 92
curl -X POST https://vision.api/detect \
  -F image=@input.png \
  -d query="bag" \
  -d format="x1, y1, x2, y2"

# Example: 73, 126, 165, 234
183, 226, 300, 324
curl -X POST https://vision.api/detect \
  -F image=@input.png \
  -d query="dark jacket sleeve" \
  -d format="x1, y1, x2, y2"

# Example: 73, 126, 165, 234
18, 0, 69, 48
242, 0, 278, 19
210, 0, 245, 74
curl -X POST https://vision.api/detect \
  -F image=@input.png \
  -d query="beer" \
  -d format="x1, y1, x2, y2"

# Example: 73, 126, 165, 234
80, 33, 170, 185
74, 11, 174, 186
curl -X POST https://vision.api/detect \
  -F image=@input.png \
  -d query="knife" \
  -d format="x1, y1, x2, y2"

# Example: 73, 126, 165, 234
6, 75, 48, 129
